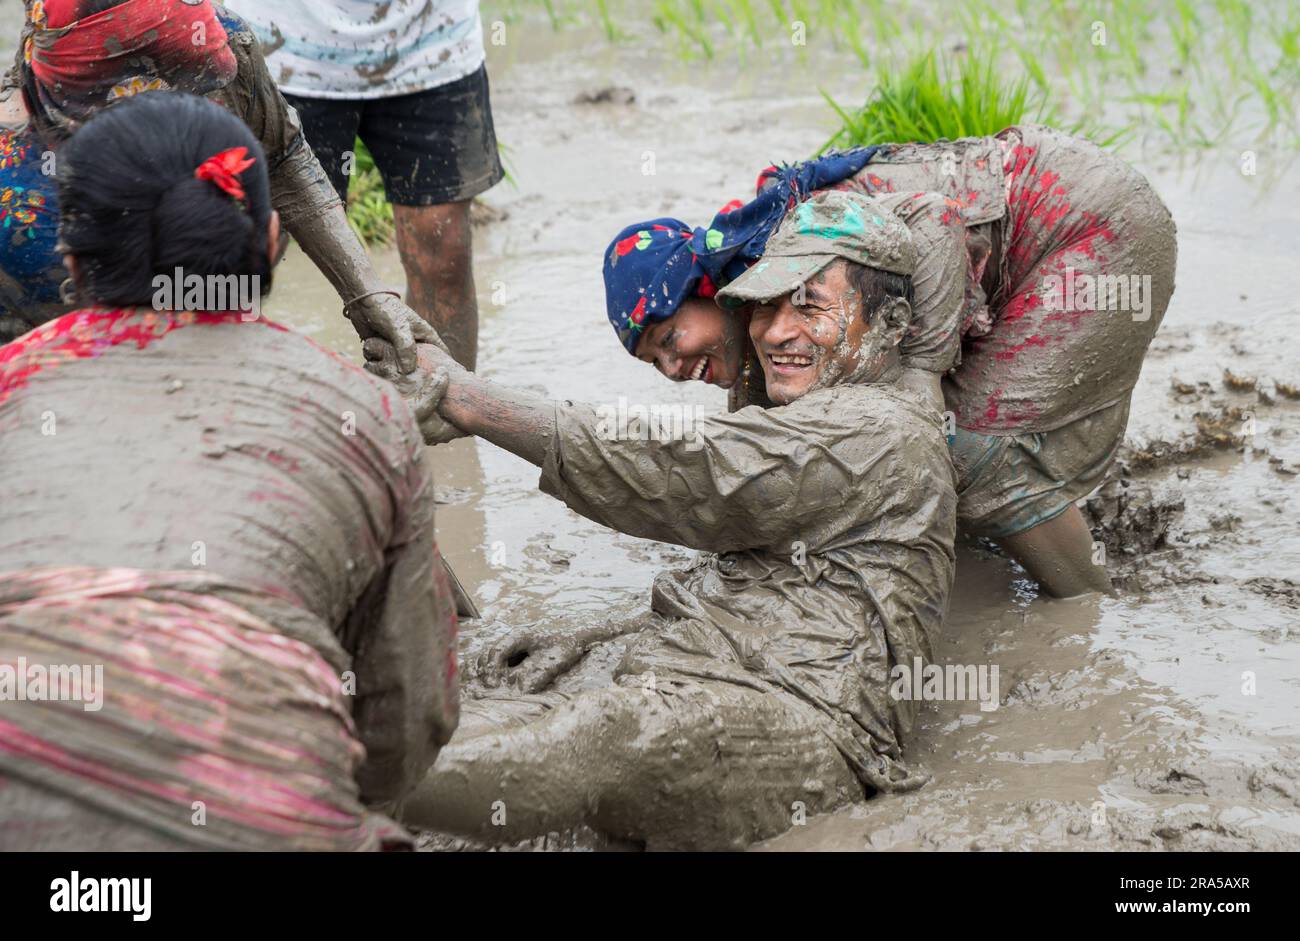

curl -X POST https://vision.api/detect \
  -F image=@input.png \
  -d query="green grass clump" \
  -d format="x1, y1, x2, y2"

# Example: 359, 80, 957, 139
345, 138, 395, 248
819, 46, 1061, 151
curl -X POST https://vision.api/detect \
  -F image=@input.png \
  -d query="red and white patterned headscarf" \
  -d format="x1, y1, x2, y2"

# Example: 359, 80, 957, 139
22, 0, 238, 139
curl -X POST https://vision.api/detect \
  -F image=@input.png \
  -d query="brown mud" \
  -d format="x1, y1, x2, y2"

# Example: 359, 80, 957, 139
6, 8, 1295, 851
412, 25, 1296, 846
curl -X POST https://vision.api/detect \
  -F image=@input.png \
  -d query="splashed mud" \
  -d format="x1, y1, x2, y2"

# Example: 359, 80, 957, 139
5, 7, 1295, 851
167, 18, 1300, 851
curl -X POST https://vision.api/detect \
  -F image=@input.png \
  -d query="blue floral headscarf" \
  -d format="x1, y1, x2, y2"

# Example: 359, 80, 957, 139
603, 147, 881, 354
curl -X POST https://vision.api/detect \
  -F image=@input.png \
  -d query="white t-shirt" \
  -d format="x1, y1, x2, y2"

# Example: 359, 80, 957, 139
223, 0, 485, 100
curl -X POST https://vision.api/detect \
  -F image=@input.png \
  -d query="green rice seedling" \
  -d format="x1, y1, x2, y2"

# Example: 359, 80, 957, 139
1170, 0, 1199, 67
823, 2, 871, 67
496, 141, 519, 188
345, 138, 395, 247
541, 0, 560, 29
1248, 70, 1282, 127
595, 0, 625, 40
818, 46, 1062, 152
861, 0, 903, 43
789, 0, 812, 40
723, 0, 763, 47
653, 0, 716, 57
1276, 19, 1300, 71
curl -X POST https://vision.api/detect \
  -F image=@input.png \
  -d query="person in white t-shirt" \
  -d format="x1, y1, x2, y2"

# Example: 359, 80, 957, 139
225, 0, 503, 369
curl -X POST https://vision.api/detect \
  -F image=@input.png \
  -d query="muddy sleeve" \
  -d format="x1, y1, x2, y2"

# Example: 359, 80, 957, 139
875, 191, 967, 373
538, 401, 863, 553
348, 446, 459, 810
216, 29, 385, 302
216, 29, 300, 170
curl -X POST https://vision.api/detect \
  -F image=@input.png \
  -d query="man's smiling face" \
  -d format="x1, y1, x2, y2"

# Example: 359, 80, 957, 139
748, 260, 872, 404
634, 297, 744, 389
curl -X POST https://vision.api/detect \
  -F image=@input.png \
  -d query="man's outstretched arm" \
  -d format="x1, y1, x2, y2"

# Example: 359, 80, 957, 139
364, 339, 555, 465
365, 341, 861, 554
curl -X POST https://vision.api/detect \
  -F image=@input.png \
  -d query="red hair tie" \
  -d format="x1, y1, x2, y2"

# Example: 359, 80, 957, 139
195, 147, 256, 206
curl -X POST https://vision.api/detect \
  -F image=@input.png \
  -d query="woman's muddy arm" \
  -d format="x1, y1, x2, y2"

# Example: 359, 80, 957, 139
1, 22, 29, 100
348, 447, 460, 811
220, 27, 437, 371
269, 144, 442, 367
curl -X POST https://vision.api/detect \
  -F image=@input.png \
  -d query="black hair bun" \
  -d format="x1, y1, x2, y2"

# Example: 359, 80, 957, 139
57, 92, 273, 309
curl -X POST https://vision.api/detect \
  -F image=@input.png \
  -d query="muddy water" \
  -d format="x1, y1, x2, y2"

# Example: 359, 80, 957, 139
5, 8, 1298, 850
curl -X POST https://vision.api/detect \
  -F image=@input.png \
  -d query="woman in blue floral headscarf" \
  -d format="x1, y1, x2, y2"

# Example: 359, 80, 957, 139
604, 127, 1177, 600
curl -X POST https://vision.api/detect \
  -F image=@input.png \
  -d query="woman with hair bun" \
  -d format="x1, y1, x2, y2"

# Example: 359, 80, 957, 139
0, 92, 458, 851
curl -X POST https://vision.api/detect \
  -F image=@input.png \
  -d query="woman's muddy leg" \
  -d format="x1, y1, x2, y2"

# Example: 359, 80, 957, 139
402, 681, 861, 849
997, 504, 1113, 598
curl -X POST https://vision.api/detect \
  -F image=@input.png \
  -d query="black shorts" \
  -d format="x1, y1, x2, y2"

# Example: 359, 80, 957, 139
285, 64, 504, 206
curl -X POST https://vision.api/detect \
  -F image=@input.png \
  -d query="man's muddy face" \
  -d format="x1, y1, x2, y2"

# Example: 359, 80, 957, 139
634, 297, 743, 390
749, 260, 873, 404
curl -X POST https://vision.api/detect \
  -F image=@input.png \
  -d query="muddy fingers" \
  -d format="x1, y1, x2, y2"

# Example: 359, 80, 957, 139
475, 630, 587, 692
476, 615, 655, 692
362, 338, 465, 444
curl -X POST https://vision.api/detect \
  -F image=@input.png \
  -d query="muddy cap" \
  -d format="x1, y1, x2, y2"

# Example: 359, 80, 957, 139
716, 190, 916, 304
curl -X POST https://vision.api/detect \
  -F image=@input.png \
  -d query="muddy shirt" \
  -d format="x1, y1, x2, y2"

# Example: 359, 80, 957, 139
226, 0, 486, 100
835, 128, 1175, 434
0, 309, 458, 807
856, 137, 1009, 227
872, 190, 968, 374
538, 383, 956, 788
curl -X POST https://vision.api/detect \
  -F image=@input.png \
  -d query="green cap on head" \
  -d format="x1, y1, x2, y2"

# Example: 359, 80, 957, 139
716, 190, 916, 305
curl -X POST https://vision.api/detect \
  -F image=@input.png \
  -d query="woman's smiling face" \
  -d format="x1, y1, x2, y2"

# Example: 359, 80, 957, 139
634, 296, 744, 389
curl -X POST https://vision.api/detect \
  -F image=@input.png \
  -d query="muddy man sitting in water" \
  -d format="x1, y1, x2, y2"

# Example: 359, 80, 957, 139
367, 190, 955, 849
613, 128, 1177, 598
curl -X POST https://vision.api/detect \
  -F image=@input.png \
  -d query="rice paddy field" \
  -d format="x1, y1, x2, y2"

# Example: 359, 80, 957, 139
3, 2, 1298, 852
409, 0, 1300, 850
493, 0, 1299, 148
343, 0, 1299, 240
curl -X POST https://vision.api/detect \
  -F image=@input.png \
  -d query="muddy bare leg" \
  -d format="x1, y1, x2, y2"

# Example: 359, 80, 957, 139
394, 201, 478, 370
402, 682, 862, 850
997, 504, 1113, 598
